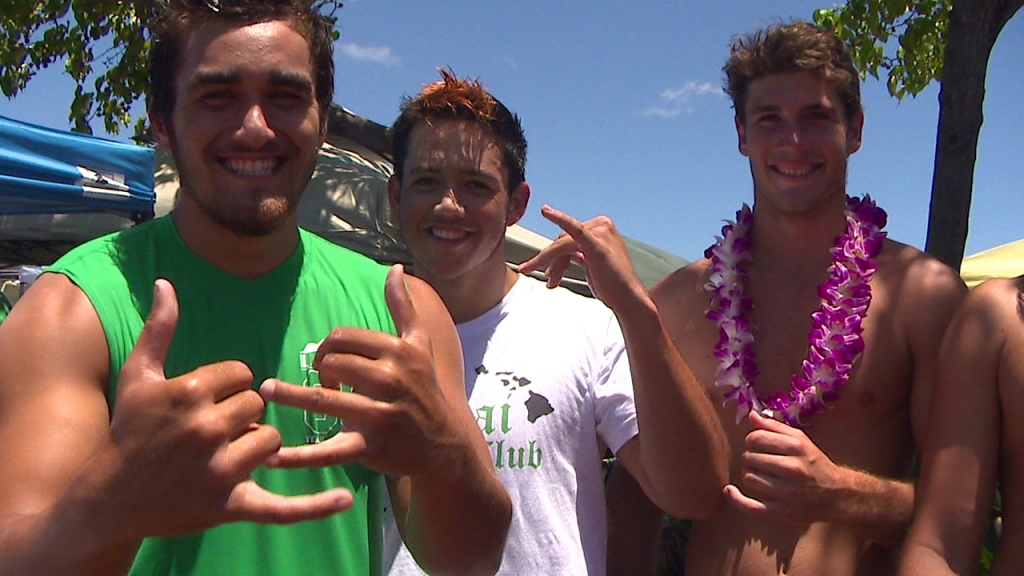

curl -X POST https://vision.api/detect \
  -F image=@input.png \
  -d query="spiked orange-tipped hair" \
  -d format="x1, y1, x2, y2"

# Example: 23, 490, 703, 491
391, 68, 527, 193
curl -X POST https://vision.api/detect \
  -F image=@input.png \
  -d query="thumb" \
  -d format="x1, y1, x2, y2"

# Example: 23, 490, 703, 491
748, 410, 793, 434
384, 264, 419, 340
123, 279, 179, 381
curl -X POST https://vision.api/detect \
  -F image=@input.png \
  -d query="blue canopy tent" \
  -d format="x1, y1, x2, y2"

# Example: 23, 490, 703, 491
0, 115, 156, 266
0, 115, 155, 217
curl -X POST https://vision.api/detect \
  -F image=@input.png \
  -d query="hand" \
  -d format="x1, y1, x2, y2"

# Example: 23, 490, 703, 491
519, 205, 649, 314
105, 279, 353, 540
260, 265, 468, 478
724, 411, 848, 523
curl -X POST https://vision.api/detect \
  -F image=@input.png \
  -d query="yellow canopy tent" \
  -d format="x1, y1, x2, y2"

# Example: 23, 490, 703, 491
960, 238, 1024, 288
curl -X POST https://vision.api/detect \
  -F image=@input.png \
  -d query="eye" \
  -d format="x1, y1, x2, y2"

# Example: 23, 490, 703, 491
197, 89, 236, 107
410, 176, 439, 189
269, 90, 306, 107
463, 179, 496, 196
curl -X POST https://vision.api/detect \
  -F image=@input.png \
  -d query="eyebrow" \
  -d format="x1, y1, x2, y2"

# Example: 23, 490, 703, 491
408, 165, 499, 181
187, 69, 314, 92
748, 102, 837, 115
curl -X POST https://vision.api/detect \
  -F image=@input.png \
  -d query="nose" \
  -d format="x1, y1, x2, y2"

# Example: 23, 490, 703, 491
777, 120, 806, 147
236, 103, 275, 148
437, 187, 465, 215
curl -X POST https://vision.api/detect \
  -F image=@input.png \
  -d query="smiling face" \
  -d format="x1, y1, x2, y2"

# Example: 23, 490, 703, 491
737, 70, 863, 217
151, 19, 325, 237
388, 119, 529, 285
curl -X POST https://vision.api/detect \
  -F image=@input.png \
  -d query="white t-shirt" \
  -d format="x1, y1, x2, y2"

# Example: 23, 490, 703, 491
384, 275, 639, 576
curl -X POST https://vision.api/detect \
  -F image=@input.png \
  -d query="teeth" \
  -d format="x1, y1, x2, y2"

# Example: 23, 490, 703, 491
775, 165, 814, 177
226, 158, 277, 176
430, 227, 467, 240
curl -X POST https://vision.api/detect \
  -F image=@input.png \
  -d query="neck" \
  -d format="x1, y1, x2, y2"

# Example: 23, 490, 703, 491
171, 197, 299, 280
414, 258, 519, 325
748, 197, 849, 272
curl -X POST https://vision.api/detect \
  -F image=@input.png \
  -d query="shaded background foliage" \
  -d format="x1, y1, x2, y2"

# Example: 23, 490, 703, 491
816, 0, 1022, 270
0, 0, 342, 138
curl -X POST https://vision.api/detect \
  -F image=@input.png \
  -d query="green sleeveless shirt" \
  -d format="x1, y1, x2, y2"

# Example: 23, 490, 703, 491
49, 216, 396, 576
0, 291, 10, 325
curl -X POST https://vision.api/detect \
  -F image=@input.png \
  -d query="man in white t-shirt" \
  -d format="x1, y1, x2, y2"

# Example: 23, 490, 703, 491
382, 69, 728, 575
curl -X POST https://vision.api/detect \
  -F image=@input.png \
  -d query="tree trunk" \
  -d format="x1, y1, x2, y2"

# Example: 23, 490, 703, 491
924, 0, 1023, 271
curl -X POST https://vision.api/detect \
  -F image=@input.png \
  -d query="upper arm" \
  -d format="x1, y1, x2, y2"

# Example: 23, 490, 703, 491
386, 274, 468, 525
403, 275, 465, 404
905, 278, 1008, 570
902, 256, 967, 446
0, 273, 111, 518
605, 459, 662, 576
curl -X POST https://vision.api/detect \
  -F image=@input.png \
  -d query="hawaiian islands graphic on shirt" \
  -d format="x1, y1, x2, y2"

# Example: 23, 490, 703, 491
474, 364, 553, 470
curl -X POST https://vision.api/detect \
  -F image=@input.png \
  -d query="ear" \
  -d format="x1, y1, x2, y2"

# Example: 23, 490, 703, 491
150, 107, 172, 149
506, 182, 530, 226
735, 115, 749, 157
318, 112, 329, 148
387, 174, 402, 213
845, 110, 864, 155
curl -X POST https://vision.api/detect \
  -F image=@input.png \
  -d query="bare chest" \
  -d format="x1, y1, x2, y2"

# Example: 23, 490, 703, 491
668, 276, 915, 463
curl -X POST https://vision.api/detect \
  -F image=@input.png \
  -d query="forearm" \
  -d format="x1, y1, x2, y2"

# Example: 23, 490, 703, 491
402, 457, 511, 576
898, 542, 969, 576
832, 466, 914, 549
615, 297, 729, 518
0, 502, 140, 576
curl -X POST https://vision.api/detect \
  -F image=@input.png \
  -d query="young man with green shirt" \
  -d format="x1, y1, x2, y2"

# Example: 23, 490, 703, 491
0, 2, 510, 575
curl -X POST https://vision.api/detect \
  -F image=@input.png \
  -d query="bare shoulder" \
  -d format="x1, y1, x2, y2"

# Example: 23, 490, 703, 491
651, 258, 712, 312
875, 239, 967, 326
403, 272, 456, 332
400, 271, 464, 391
0, 272, 109, 388
962, 275, 1024, 322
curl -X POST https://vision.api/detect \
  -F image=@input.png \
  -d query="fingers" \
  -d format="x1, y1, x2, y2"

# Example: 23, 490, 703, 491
518, 205, 587, 278
543, 253, 573, 289
214, 423, 283, 479
213, 389, 269, 439
193, 360, 258, 403
259, 378, 381, 422
266, 431, 369, 468
226, 480, 354, 524
517, 235, 579, 276
540, 205, 587, 242
744, 412, 806, 455
122, 279, 179, 381
742, 452, 803, 480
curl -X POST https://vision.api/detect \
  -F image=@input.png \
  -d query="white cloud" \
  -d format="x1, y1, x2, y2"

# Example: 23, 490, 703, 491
644, 107, 682, 118
660, 81, 721, 103
340, 43, 401, 66
644, 80, 722, 118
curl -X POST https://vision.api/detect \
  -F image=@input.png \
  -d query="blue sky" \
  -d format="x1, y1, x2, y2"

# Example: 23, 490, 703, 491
1, 1, 1021, 262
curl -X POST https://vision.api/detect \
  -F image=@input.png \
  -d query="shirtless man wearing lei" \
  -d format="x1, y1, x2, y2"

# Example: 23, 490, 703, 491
649, 21, 965, 575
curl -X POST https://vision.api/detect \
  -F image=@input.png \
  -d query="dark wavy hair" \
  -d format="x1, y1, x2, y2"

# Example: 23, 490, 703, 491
723, 20, 862, 124
391, 68, 527, 193
148, 0, 336, 123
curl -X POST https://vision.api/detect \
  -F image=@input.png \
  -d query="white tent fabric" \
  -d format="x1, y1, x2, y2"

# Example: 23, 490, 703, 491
961, 238, 1024, 288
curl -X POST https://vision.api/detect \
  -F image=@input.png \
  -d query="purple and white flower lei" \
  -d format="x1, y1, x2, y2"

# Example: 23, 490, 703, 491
704, 195, 888, 427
